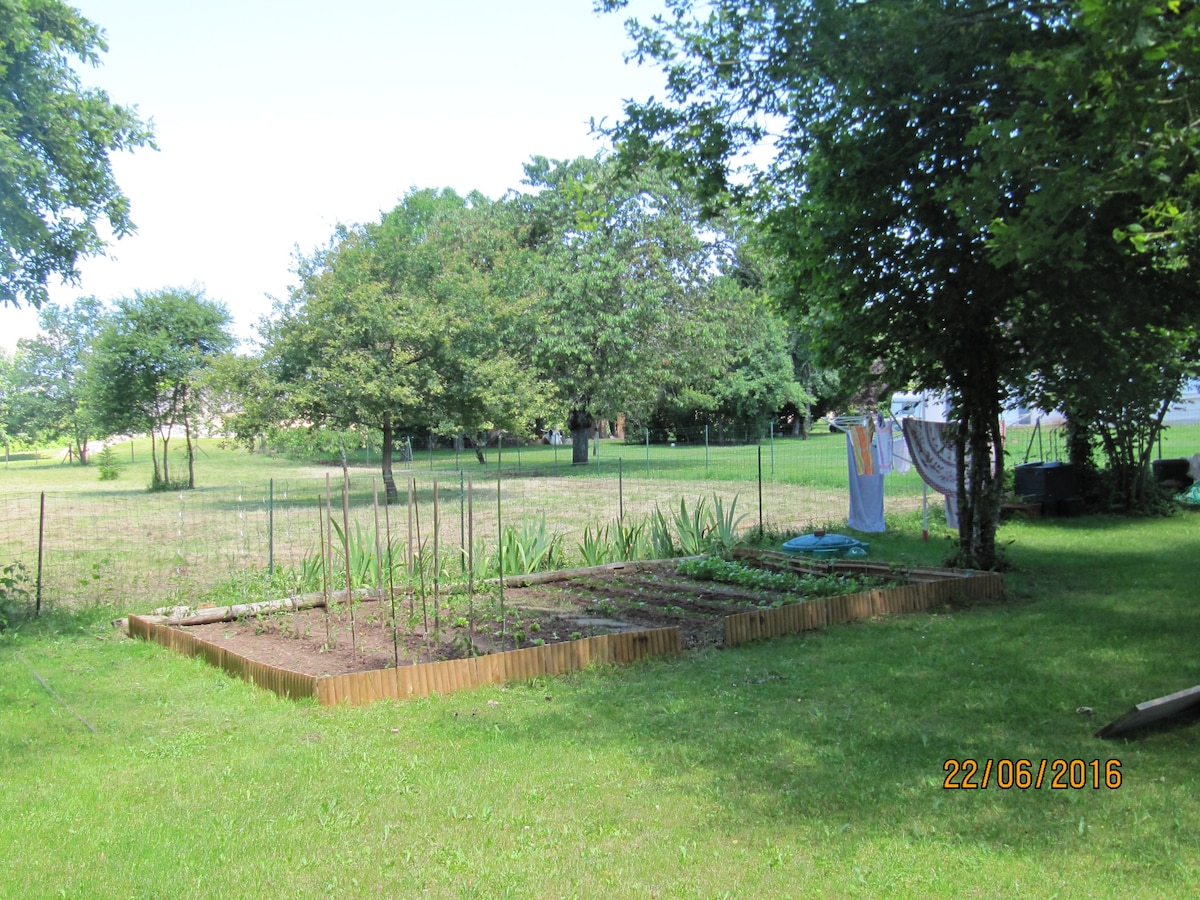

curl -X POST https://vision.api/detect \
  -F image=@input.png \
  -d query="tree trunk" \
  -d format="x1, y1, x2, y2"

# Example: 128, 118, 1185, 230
183, 399, 196, 489
569, 408, 592, 466
381, 413, 398, 504
149, 431, 161, 487
953, 394, 1003, 570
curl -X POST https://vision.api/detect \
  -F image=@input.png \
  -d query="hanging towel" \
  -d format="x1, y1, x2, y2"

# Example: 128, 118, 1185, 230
846, 428, 885, 532
847, 424, 876, 476
875, 421, 894, 474
891, 427, 912, 474
901, 419, 959, 495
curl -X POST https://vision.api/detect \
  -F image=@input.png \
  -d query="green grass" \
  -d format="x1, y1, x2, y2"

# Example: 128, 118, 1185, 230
2, 511, 1200, 896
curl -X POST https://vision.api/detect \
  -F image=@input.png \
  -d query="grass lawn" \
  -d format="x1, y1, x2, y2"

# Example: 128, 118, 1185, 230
2, 509, 1199, 897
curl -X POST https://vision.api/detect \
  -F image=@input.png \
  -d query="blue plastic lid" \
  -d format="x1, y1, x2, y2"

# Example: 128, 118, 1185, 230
782, 532, 868, 553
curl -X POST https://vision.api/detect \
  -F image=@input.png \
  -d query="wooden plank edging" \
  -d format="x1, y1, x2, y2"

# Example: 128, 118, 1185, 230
314, 626, 680, 707
129, 615, 679, 708
722, 568, 1004, 647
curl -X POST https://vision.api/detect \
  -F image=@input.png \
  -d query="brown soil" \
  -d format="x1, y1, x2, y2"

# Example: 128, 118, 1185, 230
180, 562, 803, 677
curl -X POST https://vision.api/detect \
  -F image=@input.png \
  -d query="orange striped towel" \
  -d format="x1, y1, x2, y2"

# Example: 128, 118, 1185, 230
847, 425, 875, 476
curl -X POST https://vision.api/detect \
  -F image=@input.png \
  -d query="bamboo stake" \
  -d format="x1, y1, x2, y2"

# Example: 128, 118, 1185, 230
407, 477, 415, 577
384, 479, 398, 668
497, 474, 504, 639
467, 476, 474, 644
319, 485, 331, 646
414, 483, 428, 636
341, 471, 356, 650
433, 478, 440, 642
407, 477, 415, 619
372, 477, 383, 596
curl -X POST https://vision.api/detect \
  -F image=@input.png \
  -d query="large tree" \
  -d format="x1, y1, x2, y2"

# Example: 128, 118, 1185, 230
261, 189, 549, 502
520, 155, 739, 463
600, 0, 1053, 566
88, 288, 233, 489
8, 296, 105, 462
598, 0, 1200, 565
0, 1, 154, 307
976, 0, 1200, 508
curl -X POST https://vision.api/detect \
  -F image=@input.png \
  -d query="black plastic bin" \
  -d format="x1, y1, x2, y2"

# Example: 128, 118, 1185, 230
1152, 458, 1194, 488
1014, 462, 1079, 502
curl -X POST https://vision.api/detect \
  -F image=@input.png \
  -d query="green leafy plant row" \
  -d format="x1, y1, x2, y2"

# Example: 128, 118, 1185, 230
676, 556, 892, 600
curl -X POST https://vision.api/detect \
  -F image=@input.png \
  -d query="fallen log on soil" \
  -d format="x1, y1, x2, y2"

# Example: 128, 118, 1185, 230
496, 558, 701, 588
143, 588, 382, 627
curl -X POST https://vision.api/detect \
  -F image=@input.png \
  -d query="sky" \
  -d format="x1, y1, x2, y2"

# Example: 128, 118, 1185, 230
6, 0, 671, 351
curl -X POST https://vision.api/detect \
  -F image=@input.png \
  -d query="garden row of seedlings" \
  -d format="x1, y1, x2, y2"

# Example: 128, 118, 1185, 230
307, 471, 499, 666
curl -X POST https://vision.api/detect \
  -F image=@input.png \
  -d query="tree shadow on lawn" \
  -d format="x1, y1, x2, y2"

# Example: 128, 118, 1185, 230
488, 589, 1200, 860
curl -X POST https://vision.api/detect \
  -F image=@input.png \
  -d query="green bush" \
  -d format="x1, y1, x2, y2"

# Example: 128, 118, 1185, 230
96, 444, 120, 481
0, 562, 34, 631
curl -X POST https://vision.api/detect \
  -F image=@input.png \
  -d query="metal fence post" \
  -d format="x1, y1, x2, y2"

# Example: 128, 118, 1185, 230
268, 478, 274, 577
757, 445, 764, 537
36, 491, 45, 616
619, 457, 624, 524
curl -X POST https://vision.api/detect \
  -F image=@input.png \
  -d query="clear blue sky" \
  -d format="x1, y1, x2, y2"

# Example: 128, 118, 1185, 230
7, 0, 669, 350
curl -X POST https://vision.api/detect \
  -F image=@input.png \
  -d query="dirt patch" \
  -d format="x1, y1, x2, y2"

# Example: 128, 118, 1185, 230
179, 562, 818, 677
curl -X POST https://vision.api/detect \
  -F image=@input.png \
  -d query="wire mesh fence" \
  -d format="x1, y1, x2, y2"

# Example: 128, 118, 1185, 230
3, 415, 1196, 613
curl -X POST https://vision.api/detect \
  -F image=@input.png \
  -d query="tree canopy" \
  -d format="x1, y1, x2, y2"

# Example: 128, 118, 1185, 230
598, 0, 1200, 565
8, 296, 104, 461
0, 0, 154, 307
88, 288, 233, 489
259, 189, 550, 501
520, 155, 748, 463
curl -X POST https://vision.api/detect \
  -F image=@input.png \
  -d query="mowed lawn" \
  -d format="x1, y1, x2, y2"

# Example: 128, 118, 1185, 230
2, 505, 1199, 898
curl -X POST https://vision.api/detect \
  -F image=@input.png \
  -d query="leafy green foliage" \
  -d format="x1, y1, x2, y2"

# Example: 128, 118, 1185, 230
577, 523, 615, 567
95, 443, 118, 481
0, 561, 34, 630
663, 493, 747, 556
598, 0, 1200, 563
676, 556, 890, 602
0, 1, 154, 307
8, 297, 104, 460
498, 515, 564, 576
520, 155, 748, 463
259, 189, 551, 501
87, 288, 233, 490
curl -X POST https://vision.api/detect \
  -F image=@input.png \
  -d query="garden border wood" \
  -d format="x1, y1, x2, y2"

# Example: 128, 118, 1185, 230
722, 549, 1005, 646
126, 552, 1002, 707
126, 614, 680, 707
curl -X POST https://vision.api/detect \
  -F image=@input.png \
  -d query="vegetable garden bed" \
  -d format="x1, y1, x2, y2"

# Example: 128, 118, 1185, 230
127, 550, 1003, 706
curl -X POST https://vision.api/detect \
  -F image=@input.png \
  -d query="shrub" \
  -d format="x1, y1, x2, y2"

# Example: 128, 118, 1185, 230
96, 444, 120, 481
0, 562, 34, 631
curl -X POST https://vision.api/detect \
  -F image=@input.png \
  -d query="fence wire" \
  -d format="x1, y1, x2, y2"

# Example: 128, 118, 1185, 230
6, 415, 1195, 613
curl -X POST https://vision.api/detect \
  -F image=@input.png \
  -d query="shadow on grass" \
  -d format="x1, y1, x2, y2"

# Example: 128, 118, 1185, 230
457, 516, 1200, 860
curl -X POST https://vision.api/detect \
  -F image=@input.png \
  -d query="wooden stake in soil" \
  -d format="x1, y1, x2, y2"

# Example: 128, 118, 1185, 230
433, 479, 440, 641
406, 477, 415, 581
341, 471, 357, 650
497, 474, 505, 639
383, 483, 399, 667
318, 485, 331, 645
467, 476, 474, 643
372, 477, 384, 596
414, 480, 428, 636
